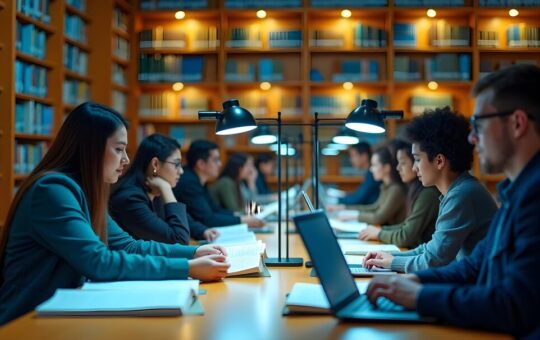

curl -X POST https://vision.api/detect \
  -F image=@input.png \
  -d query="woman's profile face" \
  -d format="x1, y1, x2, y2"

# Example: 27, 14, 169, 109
103, 126, 129, 184
239, 157, 255, 180
156, 149, 183, 188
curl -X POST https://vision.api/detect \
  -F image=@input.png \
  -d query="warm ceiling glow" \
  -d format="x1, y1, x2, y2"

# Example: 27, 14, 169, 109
342, 82, 354, 90
172, 82, 184, 91
508, 9, 519, 17
174, 11, 186, 20
426, 9, 437, 18
427, 81, 438, 90
256, 10, 267, 19
341, 9, 352, 18
260, 82, 271, 90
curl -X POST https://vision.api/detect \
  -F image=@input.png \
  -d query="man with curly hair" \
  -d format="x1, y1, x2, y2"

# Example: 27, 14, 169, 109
363, 107, 497, 273
365, 64, 540, 338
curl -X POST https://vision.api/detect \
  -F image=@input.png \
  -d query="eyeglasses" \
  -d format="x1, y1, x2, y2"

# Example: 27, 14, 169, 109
470, 111, 515, 135
162, 160, 183, 170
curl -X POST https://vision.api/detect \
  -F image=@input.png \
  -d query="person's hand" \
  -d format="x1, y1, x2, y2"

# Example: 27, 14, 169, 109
366, 275, 422, 310
241, 215, 265, 228
362, 251, 393, 269
188, 255, 230, 282
194, 244, 228, 258
145, 176, 172, 196
203, 228, 220, 242
358, 225, 381, 241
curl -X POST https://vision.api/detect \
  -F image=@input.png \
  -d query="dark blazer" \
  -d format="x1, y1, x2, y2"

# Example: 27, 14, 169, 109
173, 168, 241, 227
415, 151, 540, 338
339, 170, 381, 205
110, 181, 190, 245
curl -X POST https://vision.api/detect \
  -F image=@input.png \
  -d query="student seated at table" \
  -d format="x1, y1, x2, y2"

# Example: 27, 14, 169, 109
110, 133, 220, 244
359, 140, 439, 248
209, 153, 256, 214
173, 140, 263, 228
344, 147, 407, 225
363, 107, 497, 273
0, 103, 229, 325
365, 64, 540, 339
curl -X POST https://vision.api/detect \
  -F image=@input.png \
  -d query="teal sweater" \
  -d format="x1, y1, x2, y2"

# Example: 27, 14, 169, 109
0, 173, 198, 325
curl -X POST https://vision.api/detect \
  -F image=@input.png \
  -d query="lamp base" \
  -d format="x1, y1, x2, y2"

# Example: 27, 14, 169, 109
265, 257, 304, 267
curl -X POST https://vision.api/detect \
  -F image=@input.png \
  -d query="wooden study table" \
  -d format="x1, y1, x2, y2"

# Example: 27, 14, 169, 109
0, 230, 510, 340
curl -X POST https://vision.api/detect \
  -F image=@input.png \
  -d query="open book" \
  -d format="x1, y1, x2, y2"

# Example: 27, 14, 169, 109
284, 281, 369, 315
338, 239, 400, 255
224, 240, 268, 277
36, 280, 200, 317
213, 224, 257, 245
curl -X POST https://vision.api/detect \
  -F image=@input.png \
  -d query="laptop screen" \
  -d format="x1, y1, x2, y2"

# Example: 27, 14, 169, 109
294, 211, 359, 311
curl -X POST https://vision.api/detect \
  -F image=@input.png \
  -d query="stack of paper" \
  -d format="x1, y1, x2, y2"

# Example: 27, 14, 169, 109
224, 240, 268, 277
36, 280, 200, 317
284, 281, 369, 314
338, 239, 400, 255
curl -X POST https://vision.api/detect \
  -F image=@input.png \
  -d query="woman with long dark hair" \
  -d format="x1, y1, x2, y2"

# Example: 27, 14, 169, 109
110, 133, 219, 244
352, 146, 407, 225
358, 141, 439, 248
0, 103, 229, 325
209, 153, 256, 213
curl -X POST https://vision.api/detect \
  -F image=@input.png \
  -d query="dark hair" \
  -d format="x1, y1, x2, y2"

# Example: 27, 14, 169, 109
1, 102, 127, 258
350, 141, 372, 158
220, 153, 250, 181
373, 147, 402, 185
473, 64, 540, 134
395, 140, 423, 214
115, 133, 180, 190
255, 153, 274, 169
186, 139, 218, 168
406, 106, 474, 173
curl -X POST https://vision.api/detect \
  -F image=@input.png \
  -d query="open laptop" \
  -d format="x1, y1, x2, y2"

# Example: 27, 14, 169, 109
293, 210, 436, 322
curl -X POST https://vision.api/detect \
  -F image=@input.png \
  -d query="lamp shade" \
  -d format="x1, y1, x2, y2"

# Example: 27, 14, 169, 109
332, 127, 360, 145
216, 99, 258, 135
251, 125, 277, 144
345, 99, 386, 134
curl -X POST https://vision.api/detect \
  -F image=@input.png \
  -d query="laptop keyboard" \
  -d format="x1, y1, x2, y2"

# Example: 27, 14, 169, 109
353, 294, 405, 312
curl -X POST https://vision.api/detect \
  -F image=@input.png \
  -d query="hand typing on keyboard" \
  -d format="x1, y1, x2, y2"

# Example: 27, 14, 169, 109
365, 275, 422, 310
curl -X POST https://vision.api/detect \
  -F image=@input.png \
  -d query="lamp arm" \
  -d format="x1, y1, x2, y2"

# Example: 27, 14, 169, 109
198, 111, 221, 120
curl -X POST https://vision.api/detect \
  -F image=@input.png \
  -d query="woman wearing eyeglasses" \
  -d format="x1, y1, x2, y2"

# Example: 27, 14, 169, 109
110, 133, 219, 244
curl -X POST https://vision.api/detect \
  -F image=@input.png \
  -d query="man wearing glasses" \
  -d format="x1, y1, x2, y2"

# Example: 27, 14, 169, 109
365, 64, 540, 338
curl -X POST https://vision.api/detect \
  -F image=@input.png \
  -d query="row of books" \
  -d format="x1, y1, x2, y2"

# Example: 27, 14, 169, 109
480, 58, 537, 78
113, 36, 130, 61
311, 95, 386, 115
228, 59, 286, 82
64, 14, 87, 44
14, 141, 49, 175
113, 7, 129, 33
139, 28, 186, 49
354, 25, 387, 48
428, 21, 470, 47
478, 31, 499, 47
394, 23, 417, 48
64, 43, 88, 75
138, 124, 208, 145
112, 63, 127, 86
394, 54, 471, 81
269, 31, 302, 49
15, 60, 48, 98
63, 79, 90, 106
479, 0, 540, 5
310, 30, 344, 48
138, 55, 204, 83
138, 93, 211, 117
66, 0, 85, 11
332, 60, 380, 82
139, 0, 208, 10
16, 22, 47, 59
15, 100, 54, 135
507, 24, 540, 48
16, 0, 50, 24
410, 95, 453, 116
226, 28, 262, 48
112, 91, 127, 115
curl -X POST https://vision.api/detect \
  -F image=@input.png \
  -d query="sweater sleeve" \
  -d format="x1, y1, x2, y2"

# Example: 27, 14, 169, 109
29, 179, 195, 281
390, 190, 480, 273
357, 184, 406, 225
378, 188, 438, 248
110, 187, 190, 245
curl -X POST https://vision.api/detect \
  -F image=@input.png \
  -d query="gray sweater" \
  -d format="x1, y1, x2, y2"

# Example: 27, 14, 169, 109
391, 172, 498, 273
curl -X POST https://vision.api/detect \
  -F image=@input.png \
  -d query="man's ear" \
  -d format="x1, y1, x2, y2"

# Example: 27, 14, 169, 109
512, 109, 530, 139
195, 158, 206, 171
434, 153, 446, 170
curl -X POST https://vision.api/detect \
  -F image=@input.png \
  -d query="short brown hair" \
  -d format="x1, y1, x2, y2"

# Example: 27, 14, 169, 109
473, 64, 540, 135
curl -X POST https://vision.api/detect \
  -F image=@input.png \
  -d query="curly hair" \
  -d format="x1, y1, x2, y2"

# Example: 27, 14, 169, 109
406, 106, 473, 173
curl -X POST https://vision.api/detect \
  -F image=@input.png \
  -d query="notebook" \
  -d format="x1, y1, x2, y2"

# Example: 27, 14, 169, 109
36, 280, 200, 317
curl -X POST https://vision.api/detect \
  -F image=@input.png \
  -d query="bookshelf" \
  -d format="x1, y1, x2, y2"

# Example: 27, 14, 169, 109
0, 0, 135, 226
132, 0, 540, 194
